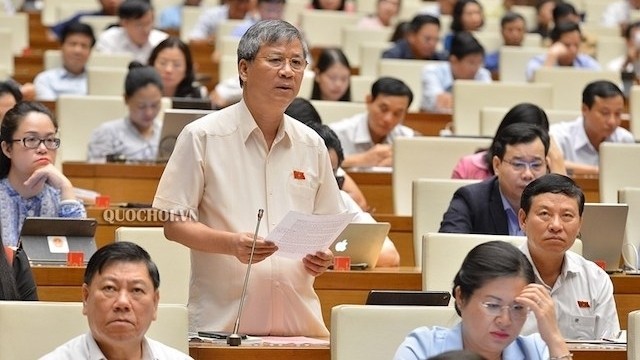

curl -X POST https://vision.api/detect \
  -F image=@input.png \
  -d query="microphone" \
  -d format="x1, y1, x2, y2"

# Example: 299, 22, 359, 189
228, 208, 264, 346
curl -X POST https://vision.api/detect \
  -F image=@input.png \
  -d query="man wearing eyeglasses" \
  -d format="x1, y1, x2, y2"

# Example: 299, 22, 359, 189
439, 123, 549, 235
153, 20, 346, 337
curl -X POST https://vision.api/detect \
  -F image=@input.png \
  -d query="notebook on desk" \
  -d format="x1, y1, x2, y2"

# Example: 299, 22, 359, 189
329, 222, 390, 269
157, 109, 214, 161
579, 203, 629, 273
365, 290, 451, 306
19, 217, 98, 265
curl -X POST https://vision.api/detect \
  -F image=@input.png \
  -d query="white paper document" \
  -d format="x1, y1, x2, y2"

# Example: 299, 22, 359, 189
266, 211, 355, 259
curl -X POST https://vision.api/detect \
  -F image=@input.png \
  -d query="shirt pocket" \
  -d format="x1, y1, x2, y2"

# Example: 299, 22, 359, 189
568, 314, 597, 339
286, 176, 318, 213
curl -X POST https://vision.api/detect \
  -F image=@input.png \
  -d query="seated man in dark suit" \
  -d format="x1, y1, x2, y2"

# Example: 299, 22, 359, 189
439, 123, 549, 235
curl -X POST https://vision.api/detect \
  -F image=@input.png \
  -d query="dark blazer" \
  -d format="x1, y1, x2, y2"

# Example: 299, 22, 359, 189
438, 176, 509, 235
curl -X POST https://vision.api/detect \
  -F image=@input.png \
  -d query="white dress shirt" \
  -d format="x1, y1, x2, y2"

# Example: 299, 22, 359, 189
95, 26, 168, 64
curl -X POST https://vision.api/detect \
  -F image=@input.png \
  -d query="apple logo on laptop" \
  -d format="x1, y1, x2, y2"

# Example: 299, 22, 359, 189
335, 239, 348, 252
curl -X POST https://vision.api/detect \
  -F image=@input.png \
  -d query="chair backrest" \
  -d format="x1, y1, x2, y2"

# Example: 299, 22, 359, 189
180, 5, 202, 42
78, 15, 119, 38
218, 54, 238, 85
350, 75, 375, 103
472, 31, 501, 53
452, 80, 553, 136
422, 232, 583, 294
0, 13, 28, 55
41, 0, 87, 25
310, 100, 365, 124
596, 36, 626, 69
630, 310, 640, 359
599, 143, 640, 203
619, 187, 640, 269
580, 22, 621, 38
393, 136, 491, 215
217, 35, 240, 58
283, 0, 307, 24
510, 5, 537, 32
330, 304, 459, 360
479, 106, 580, 137
412, 178, 480, 267
359, 41, 392, 77
378, 59, 445, 112
45, 50, 135, 70
0, 301, 189, 359
0, 29, 12, 76
87, 66, 128, 96
630, 85, 640, 140
115, 227, 190, 305
532, 68, 621, 112
341, 25, 392, 68
498, 46, 545, 83
299, 71, 315, 99
299, 10, 360, 48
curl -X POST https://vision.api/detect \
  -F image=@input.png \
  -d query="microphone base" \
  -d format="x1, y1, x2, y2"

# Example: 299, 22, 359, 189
227, 334, 242, 346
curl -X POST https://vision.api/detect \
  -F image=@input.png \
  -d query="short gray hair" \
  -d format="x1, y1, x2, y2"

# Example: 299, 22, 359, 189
237, 20, 307, 86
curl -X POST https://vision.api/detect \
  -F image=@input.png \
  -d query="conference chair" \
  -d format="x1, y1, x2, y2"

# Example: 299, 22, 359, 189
0, 29, 12, 76
217, 35, 240, 59
309, 99, 365, 124
358, 41, 392, 77
331, 304, 459, 360
41, 0, 87, 26
580, 22, 621, 38
630, 85, 640, 140
397, 0, 425, 22
87, 66, 128, 96
472, 31, 501, 53
354, 0, 377, 15
0, 301, 189, 360
498, 46, 545, 83
412, 178, 480, 267
56, 2, 100, 26
299, 10, 360, 48
115, 227, 190, 305
510, 5, 537, 32
350, 75, 375, 103
283, 0, 307, 25
179, 5, 202, 43
393, 136, 491, 216
533, 68, 621, 112
378, 58, 445, 112
422, 232, 582, 295
619, 187, 640, 270
479, 106, 579, 137
599, 143, 640, 203
78, 15, 119, 38
580, 0, 613, 24
596, 36, 626, 69
452, 80, 553, 136
0, 13, 28, 55
341, 25, 392, 68
214, 19, 245, 46
218, 54, 238, 86
629, 310, 640, 359
299, 71, 315, 99
44, 50, 134, 70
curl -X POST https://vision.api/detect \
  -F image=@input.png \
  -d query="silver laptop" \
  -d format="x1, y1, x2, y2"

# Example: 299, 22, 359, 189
20, 217, 98, 265
330, 222, 390, 269
579, 203, 629, 272
157, 109, 213, 161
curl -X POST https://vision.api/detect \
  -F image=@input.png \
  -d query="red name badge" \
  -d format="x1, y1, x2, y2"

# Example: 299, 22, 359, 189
293, 170, 306, 180
577, 300, 591, 308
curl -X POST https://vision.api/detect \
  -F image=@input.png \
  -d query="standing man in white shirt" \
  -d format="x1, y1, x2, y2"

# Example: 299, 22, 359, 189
34, 22, 95, 101
95, 0, 169, 64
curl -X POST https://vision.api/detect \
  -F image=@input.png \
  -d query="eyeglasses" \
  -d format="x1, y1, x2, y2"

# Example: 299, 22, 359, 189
481, 302, 529, 320
11, 136, 61, 150
502, 159, 545, 173
260, 55, 307, 72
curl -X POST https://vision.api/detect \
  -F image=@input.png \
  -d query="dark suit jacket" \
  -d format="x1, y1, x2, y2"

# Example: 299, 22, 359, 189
438, 176, 509, 235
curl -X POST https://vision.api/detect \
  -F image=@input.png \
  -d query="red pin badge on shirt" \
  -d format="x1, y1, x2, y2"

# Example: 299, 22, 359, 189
577, 300, 591, 308
293, 170, 306, 180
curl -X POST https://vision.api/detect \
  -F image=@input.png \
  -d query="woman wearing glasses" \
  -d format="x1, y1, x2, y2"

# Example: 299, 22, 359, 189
394, 241, 571, 360
0, 102, 85, 248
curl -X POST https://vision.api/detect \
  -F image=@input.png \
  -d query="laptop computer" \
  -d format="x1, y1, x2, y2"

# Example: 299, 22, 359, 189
19, 217, 98, 265
579, 203, 629, 273
329, 222, 390, 269
365, 290, 451, 306
157, 109, 213, 161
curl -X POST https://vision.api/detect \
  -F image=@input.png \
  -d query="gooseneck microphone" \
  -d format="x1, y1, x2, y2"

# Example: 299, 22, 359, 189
228, 209, 264, 346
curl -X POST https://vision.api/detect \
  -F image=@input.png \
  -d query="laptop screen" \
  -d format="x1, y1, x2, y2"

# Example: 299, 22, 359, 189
158, 109, 213, 161
579, 203, 628, 272
20, 217, 98, 265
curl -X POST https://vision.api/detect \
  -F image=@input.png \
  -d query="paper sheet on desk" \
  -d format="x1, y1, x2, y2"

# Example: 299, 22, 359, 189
266, 211, 355, 259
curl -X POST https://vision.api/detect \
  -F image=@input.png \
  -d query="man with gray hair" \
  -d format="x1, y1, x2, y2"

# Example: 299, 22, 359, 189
153, 20, 346, 337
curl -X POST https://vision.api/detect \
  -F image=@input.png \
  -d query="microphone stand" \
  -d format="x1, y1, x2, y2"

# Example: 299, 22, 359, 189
228, 209, 264, 346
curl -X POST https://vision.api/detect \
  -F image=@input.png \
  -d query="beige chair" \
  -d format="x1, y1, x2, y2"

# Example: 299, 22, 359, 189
619, 187, 640, 269
283, 0, 307, 24
0, 301, 189, 359
412, 178, 480, 267
87, 66, 128, 96
56, 2, 100, 24
452, 80, 553, 136
41, 0, 86, 26
299, 10, 360, 48
522, 33, 543, 47
0, 13, 28, 55
498, 46, 545, 83
78, 15, 119, 38
214, 19, 245, 46
341, 25, 392, 68
629, 310, 640, 360
0, 29, 12, 76
473, 31, 501, 53
479, 106, 580, 136
350, 75, 375, 103
217, 35, 240, 58
630, 85, 640, 140
354, 0, 377, 15
115, 227, 190, 305
359, 41, 392, 77
581, 0, 614, 24
599, 143, 640, 203
309, 100, 365, 124
392, 136, 491, 216
299, 71, 315, 99
422, 232, 583, 293
596, 36, 626, 69
580, 22, 621, 38
45, 50, 134, 70
331, 304, 459, 360
218, 54, 238, 85
180, 5, 202, 42
510, 5, 537, 32
532, 68, 621, 112
378, 58, 445, 112
397, 0, 425, 22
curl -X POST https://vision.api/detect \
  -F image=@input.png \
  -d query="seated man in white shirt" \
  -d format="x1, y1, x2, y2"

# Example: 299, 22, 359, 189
329, 77, 415, 167
601, 0, 640, 31
549, 80, 634, 175
187, 0, 254, 44
518, 173, 620, 340
34, 22, 95, 101
41, 242, 192, 359
95, 0, 169, 64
